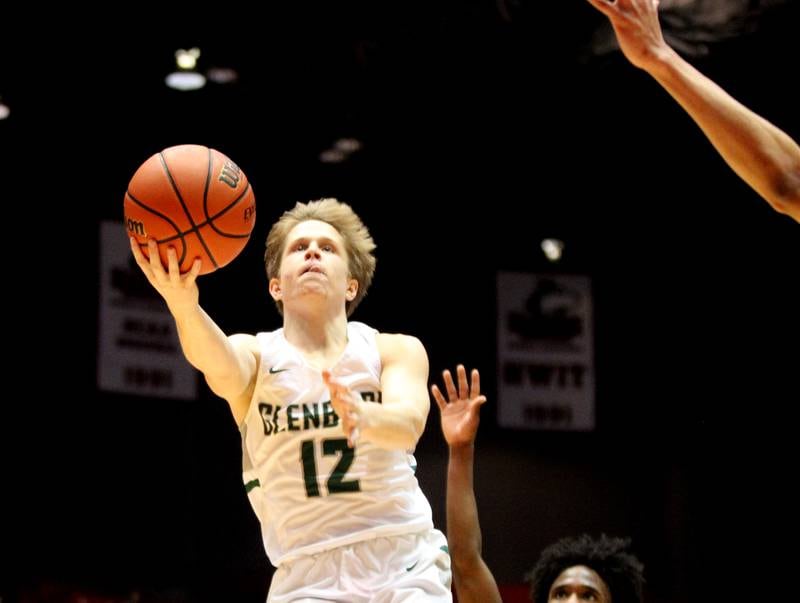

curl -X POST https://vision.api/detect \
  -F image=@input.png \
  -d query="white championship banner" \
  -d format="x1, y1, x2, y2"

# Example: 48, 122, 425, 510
97, 221, 198, 399
497, 272, 594, 431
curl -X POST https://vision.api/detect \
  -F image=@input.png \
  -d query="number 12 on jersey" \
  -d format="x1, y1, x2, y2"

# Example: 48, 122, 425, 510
301, 438, 361, 497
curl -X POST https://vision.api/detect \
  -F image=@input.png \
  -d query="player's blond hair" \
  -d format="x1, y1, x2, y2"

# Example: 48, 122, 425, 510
265, 198, 376, 317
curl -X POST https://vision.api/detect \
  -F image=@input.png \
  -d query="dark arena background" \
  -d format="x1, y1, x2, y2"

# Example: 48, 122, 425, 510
2, 1, 798, 601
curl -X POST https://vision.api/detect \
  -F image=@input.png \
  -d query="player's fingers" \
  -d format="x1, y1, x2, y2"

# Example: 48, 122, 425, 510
471, 368, 481, 398
147, 239, 165, 276
331, 401, 350, 429
585, 0, 616, 17
167, 247, 181, 284
330, 390, 347, 408
431, 384, 447, 410
323, 371, 347, 392
443, 369, 457, 402
130, 238, 161, 287
130, 237, 146, 264
323, 372, 345, 396
185, 259, 202, 283
456, 365, 469, 400
331, 383, 349, 401
348, 426, 360, 448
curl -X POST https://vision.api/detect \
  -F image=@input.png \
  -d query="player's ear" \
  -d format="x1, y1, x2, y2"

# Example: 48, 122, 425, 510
269, 277, 282, 301
345, 278, 358, 302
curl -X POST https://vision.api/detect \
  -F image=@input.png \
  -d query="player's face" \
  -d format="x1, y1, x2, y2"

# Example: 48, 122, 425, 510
271, 220, 357, 309
547, 565, 611, 603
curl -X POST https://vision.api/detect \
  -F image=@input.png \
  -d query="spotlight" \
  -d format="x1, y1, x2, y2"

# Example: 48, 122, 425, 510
541, 238, 564, 262
165, 48, 206, 91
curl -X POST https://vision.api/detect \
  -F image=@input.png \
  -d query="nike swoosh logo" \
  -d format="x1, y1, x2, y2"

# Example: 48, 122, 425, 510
405, 561, 418, 572
269, 367, 288, 374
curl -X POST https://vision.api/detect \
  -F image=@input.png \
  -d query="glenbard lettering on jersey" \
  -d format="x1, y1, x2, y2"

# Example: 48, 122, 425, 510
258, 391, 382, 436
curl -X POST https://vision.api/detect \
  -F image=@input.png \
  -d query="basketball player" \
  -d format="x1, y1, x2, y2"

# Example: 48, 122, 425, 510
130, 198, 451, 602
585, 0, 799, 223
525, 533, 644, 603
431, 365, 499, 603
432, 365, 644, 603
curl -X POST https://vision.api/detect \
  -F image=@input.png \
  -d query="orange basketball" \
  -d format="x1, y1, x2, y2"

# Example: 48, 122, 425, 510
124, 144, 256, 275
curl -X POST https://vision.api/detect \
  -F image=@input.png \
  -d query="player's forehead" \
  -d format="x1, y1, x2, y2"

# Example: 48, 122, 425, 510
550, 565, 610, 596
286, 220, 343, 245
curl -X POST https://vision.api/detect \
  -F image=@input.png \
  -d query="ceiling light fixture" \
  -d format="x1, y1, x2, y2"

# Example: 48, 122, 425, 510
541, 238, 565, 263
165, 48, 206, 91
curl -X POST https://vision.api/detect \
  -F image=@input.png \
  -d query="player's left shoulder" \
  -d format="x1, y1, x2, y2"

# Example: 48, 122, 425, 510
376, 332, 427, 363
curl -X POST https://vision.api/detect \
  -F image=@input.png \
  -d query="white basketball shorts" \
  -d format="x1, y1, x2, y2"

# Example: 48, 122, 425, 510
267, 528, 452, 602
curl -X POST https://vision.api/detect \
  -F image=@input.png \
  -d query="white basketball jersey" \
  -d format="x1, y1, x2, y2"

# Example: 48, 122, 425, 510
240, 321, 434, 566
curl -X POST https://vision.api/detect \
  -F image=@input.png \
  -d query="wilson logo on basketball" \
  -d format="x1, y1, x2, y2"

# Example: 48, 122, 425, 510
125, 216, 146, 236
244, 205, 256, 222
218, 160, 241, 188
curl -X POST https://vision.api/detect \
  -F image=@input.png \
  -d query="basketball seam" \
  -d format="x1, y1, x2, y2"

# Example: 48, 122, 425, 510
159, 219, 250, 245
204, 182, 254, 239
158, 149, 219, 270
125, 191, 188, 264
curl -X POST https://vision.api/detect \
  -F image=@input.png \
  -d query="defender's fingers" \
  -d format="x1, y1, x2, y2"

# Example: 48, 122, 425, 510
456, 364, 468, 401
431, 384, 447, 410
585, 0, 616, 17
471, 368, 481, 398
443, 370, 457, 402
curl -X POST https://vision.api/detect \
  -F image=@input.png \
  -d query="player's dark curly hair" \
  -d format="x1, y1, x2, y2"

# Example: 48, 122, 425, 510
524, 534, 644, 603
